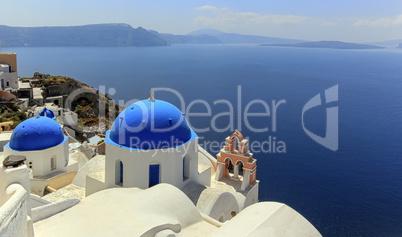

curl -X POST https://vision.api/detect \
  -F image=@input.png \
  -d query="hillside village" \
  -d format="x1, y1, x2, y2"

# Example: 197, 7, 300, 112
1, 52, 117, 142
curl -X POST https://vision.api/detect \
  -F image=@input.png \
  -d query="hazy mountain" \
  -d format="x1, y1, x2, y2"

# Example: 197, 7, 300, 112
397, 43, 402, 49
149, 30, 222, 44
188, 29, 225, 36
150, 28, 305, 45
260, 41, 385, 49
0, 24, 167, 47
188, 29, 305, 44
366, 39, 402, 48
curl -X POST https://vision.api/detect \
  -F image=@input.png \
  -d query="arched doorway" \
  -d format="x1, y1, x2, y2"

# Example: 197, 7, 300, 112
149, 163, 160, 187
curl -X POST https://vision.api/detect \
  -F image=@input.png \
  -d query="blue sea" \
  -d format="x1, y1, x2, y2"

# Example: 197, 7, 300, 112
6, 45, 402, 236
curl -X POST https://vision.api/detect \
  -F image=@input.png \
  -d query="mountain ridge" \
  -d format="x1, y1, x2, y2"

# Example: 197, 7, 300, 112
0, 24, 167, 47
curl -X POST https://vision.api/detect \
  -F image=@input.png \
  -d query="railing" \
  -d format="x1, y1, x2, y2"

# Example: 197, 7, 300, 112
0, 184, 27, 232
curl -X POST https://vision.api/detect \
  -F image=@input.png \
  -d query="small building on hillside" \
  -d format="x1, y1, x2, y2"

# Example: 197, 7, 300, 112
0, 52, 18, 91
3, 116, 78, 196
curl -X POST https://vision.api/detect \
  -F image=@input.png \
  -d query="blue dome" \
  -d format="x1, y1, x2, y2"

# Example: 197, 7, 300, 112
108, 99, 194, 150
9, 117, 65, 151
39, 108, 55, 119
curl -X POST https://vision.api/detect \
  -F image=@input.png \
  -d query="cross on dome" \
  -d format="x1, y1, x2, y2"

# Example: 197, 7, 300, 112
148, 89, 155, 102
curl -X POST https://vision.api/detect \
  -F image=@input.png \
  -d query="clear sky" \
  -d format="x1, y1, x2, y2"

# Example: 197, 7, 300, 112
1, 0, 401, 42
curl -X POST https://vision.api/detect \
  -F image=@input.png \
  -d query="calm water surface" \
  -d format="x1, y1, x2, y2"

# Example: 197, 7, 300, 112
6, 45, 402, 236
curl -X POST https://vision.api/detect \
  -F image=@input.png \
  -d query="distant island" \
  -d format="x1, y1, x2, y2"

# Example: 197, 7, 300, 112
186, 29, 305, 44
259, 41, 385, 49
397, 43, 402, 49
0, 24, 167, 47
151, 28, 305, 45
149, 30, 222, 44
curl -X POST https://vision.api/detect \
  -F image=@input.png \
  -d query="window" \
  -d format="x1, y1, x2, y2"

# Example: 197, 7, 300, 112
51, 156, 56, 170
183, 156, 190, 181
115, 160, 123, 186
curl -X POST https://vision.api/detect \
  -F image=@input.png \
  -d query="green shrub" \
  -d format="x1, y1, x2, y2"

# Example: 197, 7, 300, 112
11, 104, 20, 112
12, 111, 26, 121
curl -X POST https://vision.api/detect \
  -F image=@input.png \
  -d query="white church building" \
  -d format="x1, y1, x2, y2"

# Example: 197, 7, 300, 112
89, 98, 209, 190
3, 115, 78, 196
3, 116, 75, 177
84, 94, 259, 222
